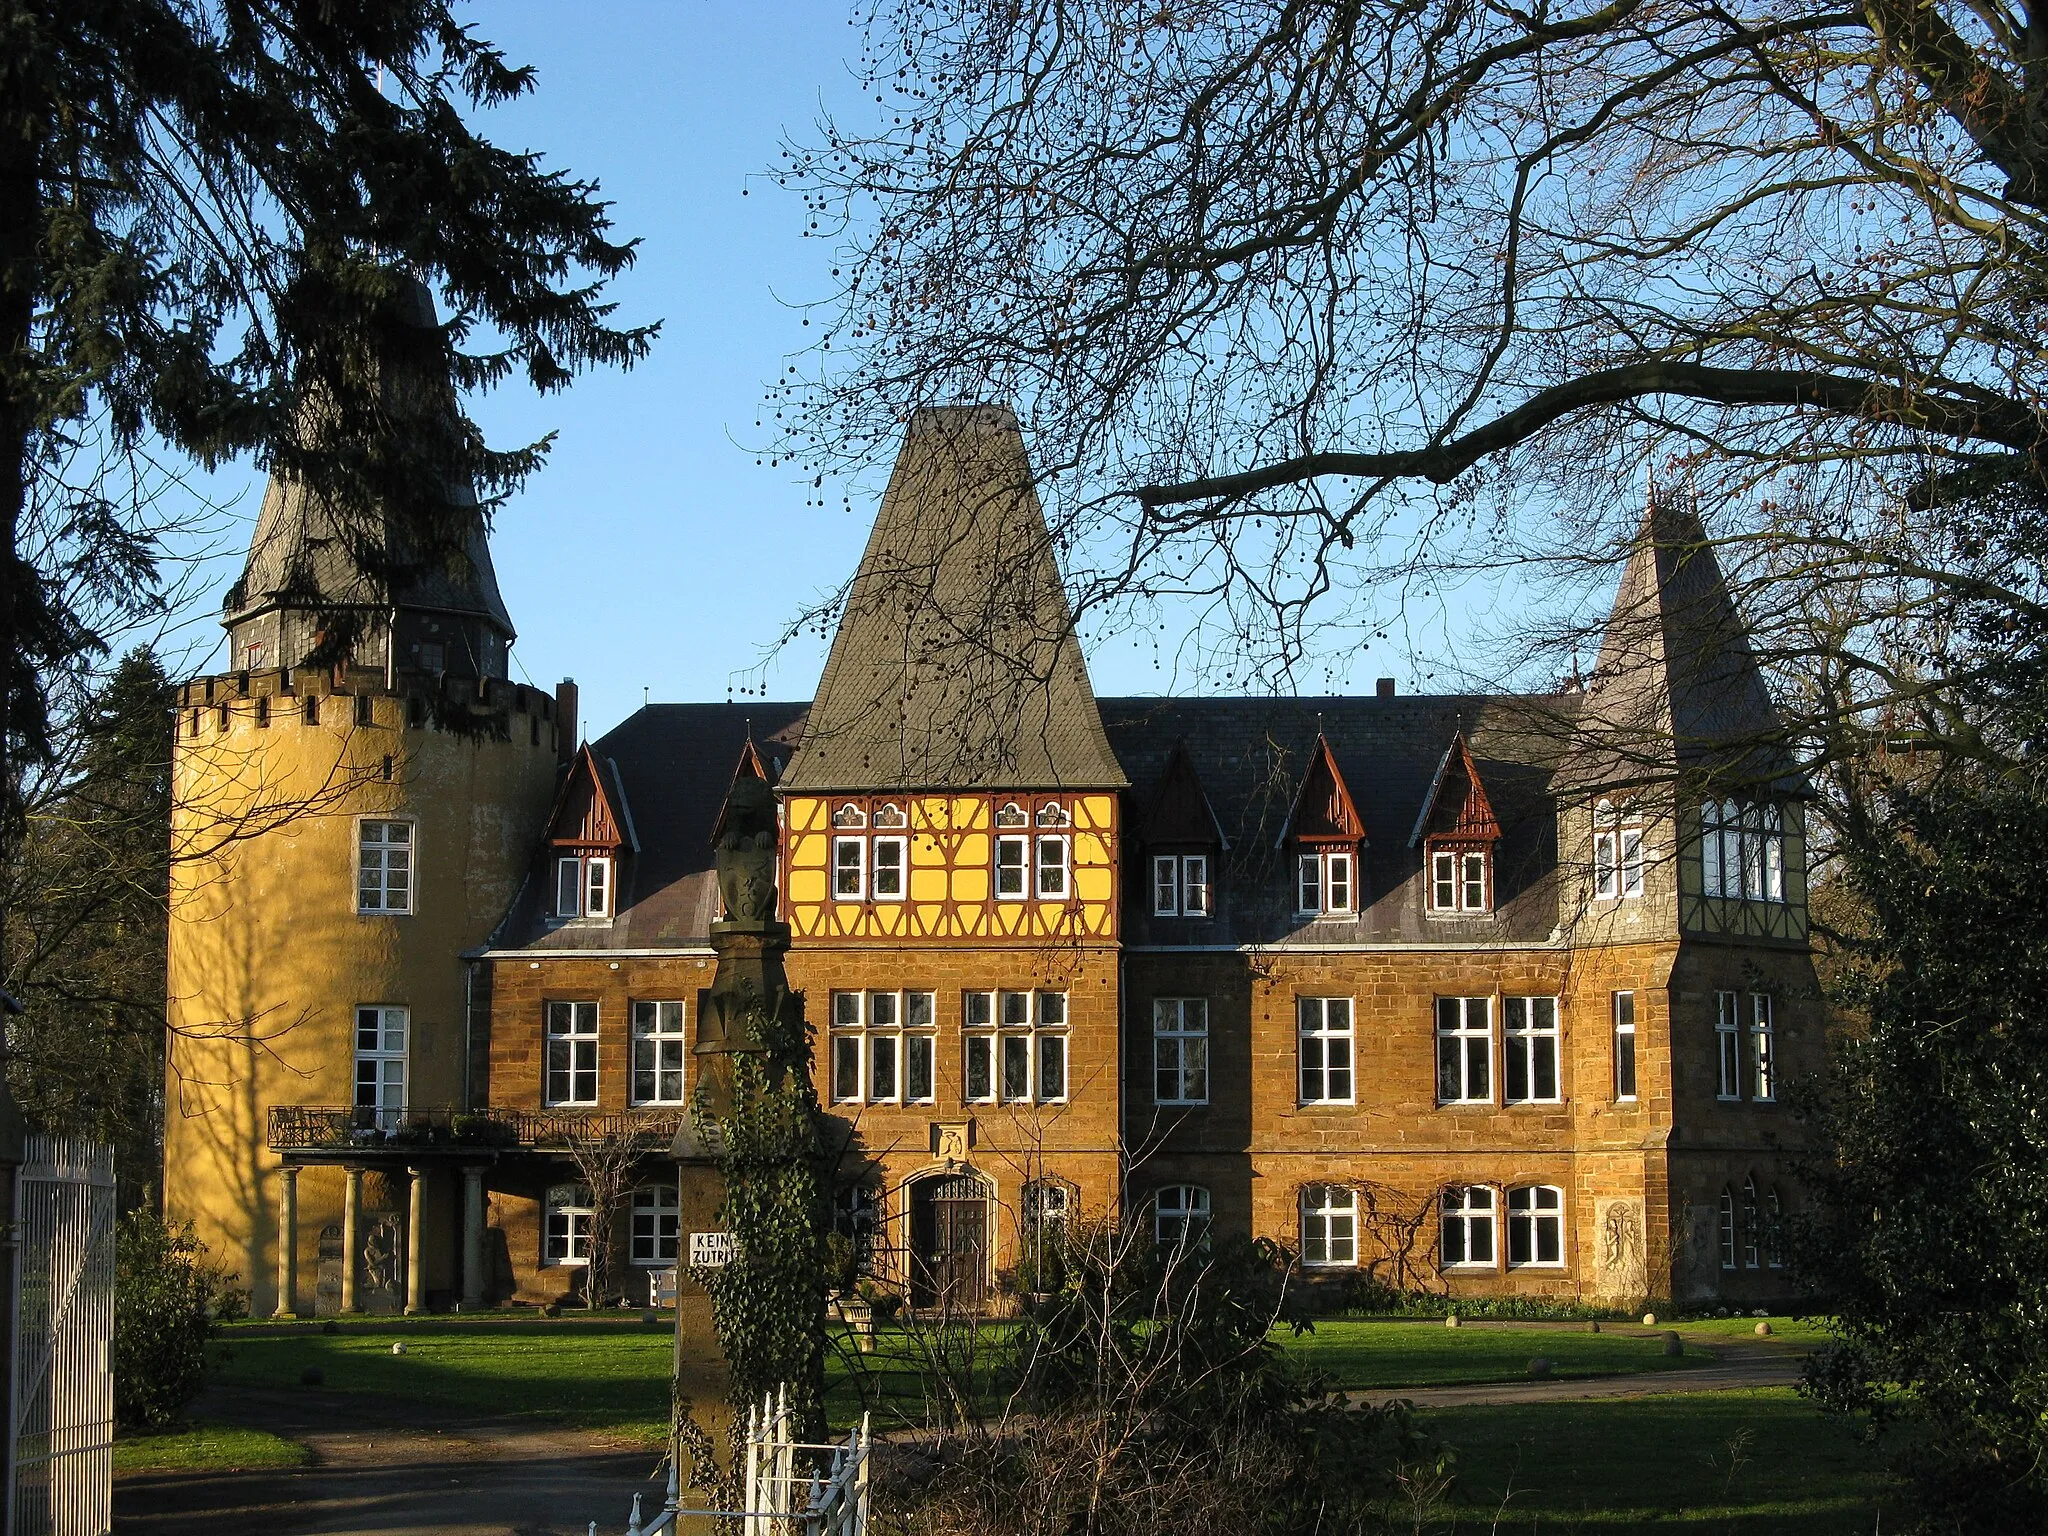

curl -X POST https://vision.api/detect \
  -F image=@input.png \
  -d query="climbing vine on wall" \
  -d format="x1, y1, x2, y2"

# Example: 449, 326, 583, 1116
694, 999, 831, 1433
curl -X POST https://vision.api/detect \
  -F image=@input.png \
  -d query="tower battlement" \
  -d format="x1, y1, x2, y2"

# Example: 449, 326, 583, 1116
174, 667, 570, 753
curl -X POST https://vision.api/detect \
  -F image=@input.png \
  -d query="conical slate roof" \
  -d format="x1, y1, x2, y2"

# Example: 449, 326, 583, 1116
1555, 500, 1795, 794
222, 279, 514, 639
781, 405, 1125, 792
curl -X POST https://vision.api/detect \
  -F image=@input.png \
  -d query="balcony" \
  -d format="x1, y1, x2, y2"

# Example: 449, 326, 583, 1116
266, 1104, 689, 1155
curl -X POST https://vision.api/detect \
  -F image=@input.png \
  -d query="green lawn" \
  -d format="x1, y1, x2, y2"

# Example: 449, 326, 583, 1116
114, 1421, 310, 1475
1674, 1314, 1833, 1347
208, 1319, 680, 1443
1413, 1388, 1892, 1534
1285, 1319, 1712, 1390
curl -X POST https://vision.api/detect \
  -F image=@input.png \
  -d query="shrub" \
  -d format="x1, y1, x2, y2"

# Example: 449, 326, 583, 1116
113, 1210, 236, 1428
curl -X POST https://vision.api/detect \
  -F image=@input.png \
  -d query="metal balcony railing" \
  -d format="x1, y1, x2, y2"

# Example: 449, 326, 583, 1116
266, 1104, 689, 1153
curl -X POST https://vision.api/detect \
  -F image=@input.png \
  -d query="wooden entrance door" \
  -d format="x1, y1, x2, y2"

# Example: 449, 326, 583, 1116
909, 1175, 988, 1312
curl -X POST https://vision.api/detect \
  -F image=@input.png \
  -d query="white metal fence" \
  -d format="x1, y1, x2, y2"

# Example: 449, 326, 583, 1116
10, 1138, 115, 1536
595, 1386, 871, 1536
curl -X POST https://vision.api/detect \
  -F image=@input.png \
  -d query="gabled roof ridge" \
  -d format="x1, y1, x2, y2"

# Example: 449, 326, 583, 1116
1408, 730, 1501, 847
542, 741, 631, 850
1277, 732, 1367, 847
1139, 738, 1231, 850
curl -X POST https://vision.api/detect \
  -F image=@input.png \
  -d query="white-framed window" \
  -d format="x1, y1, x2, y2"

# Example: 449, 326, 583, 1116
1436, 996, 1493, 1105
1297, 996, 1354, 1104
1301, 1184, 1358, 1266
1718, 1187, 1737, 1269
1296, 849, 1354, 915
963, 990, 995, 1103
832, 836, 866, 900
1613, 991, 1638, 1101
1151, 853, 1212, 917
1154, 1184, 1211, 1248
353, 1005, 407, 1130
544, 1182, 594, 1266
1701, 798, 1787, 902
1429, 846, 1491, 913
545, 1000, 599, 1106
1503, 996, 1560, 1104
1024, 1179, 1071, 1231
1035, 835, 1070, 899
990, 989, 1067, 1104
630, 1184, 679, 1266
871, 835, 907, 899
994, 836, 1028, 899
555, 854, 612, 920
357, 819, 414, 914
1750, 993, 1776, 1102
1441, 1185, 1497, 1267
1508, 1186, 1564, 1267
1741, 1176, 1762, 1269
1715, 991, 1742, 1100
1593, 797, 1645, 900
829, 989, 939, 1105
1153, 998, 1210, 1106
631, 1000, 686, 1106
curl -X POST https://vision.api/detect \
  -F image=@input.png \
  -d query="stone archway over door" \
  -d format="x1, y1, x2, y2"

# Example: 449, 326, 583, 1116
909, 1173, 988, 1312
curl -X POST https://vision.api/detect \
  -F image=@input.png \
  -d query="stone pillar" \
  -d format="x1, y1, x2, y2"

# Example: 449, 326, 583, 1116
405, 1166, 426, 1314
341, 1166, 363, 1313
272, 1165, 300, 1319
461, 1166, 486, 1308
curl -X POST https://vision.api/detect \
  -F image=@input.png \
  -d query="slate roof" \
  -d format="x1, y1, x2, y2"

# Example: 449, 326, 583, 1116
487, 704, 807, 952
1554, 500, 1795, 794
222, 280, 516, 638
779, 406, 1125, 793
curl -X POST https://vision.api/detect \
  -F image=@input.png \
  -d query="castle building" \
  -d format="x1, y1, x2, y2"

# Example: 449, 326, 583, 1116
166, 398, 1816, 1315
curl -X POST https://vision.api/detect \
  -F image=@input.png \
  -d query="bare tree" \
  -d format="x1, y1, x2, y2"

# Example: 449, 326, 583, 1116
778, 0, 2048, 753
562, 1120, 660, 1309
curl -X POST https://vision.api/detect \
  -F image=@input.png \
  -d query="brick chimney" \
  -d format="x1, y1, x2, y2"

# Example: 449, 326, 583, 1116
555, 677, 579, 764
1375, 677, 1397, 699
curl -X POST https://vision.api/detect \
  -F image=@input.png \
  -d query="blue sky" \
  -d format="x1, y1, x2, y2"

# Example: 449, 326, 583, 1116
167, 3, 1499, 740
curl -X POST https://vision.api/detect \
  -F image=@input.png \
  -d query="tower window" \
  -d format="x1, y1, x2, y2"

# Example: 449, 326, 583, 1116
353, 1005, 407, 1132
1701, 798, 1787, 902
1594, 797, 1646, 900
357, 820, 414, 914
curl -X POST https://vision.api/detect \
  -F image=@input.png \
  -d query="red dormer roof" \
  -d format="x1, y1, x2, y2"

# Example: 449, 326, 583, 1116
544, 743, 638, 852
1279, 733, 1366, 846
1138, 740, 1229, 848
1409, 731, 1501, 847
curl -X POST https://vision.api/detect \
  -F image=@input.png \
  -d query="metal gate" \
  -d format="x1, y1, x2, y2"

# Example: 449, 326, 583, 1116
10, 1138, 115, 1536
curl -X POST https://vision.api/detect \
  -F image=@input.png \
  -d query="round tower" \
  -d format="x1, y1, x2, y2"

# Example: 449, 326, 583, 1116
163, 285, 562, 1316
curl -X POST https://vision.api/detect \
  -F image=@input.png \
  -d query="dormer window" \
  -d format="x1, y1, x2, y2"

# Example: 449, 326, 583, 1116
1428, 846, 1490, 913
1297, 849, 1354, 915
1593, 797, 1645, 900
1151, 853, 1211, 917
555, 854, 612, 919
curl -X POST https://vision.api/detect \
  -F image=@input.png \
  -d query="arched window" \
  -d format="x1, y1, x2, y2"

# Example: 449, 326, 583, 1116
995, 801, 1030, 829
832, 803, 867, 829
1717, 1187, 1737, 1271
1441, 1185, 1496, 1268
1507, 1186, 1565, 1267
630, 1184, 679, 1267
1765, 1187, 1786, 1269
1154, 1185, 1211, 1249
544, 1183, 594, 1267
872, 802, 907, 829
1300, 1184, 1358, 1267
1035, 801, 1071, 827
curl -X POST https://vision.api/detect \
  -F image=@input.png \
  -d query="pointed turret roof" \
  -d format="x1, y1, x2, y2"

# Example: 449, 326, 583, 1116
222, 277, 515, 641
1555, 499, 1795, 794
780, 405, 1126, 792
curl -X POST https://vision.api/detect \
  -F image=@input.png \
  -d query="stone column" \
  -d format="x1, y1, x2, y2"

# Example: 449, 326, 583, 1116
405, 1166, 426, 1314
272, 1165, 300, 1319
461, 1166, 486, 1308
341, 1166, 363, 1313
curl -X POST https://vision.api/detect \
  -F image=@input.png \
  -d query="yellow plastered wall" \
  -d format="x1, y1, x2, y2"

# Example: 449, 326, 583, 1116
783, 792, 1119, 942
163, 685, 557, 1313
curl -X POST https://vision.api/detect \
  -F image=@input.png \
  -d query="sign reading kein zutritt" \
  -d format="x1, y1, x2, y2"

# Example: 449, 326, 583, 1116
689, 1231, 735, 1269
